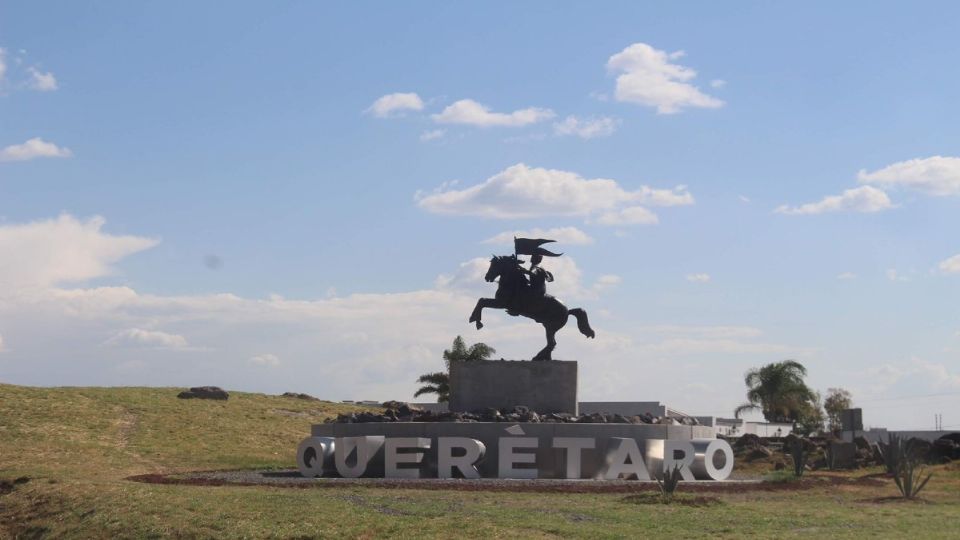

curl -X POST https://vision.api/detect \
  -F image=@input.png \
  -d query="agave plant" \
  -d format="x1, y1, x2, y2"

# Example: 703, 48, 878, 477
788, 437, 808, 477
656, 464, 684, 501
893, 439, 933, 499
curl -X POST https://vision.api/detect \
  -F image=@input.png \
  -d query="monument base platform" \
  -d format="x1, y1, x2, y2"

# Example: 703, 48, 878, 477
448, 360, 578, 414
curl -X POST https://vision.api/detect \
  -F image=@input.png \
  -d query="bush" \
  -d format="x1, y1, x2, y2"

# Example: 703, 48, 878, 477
656, 464, 684, 502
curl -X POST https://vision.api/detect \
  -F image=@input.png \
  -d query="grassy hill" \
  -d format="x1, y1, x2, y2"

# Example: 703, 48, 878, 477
2, 384, 959, 538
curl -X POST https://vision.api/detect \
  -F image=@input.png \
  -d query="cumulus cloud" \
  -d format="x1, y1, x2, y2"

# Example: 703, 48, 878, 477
27, 67, 57, 91
482, 227, 594, 246
553, 115, 619, 139
0, 213, 811, 414
365, 92, 424, 117
775, 186, 895, 215
250, 353, 280, 367
937, 254, 960, 275
858, 156, 960, 196
632, 325, 803, 356
0, 137, 73, 162
0, 214, 158, 290
432, 99, 555, 127
435, 255, 602, 301
685, 273, 711, 283
607, 42, 723, 114
105, 328, 189, 349
596, 206, 659, 225
416, 163, 693, 225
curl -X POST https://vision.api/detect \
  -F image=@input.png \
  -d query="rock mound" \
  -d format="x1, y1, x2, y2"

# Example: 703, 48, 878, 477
177, 386, 229, 400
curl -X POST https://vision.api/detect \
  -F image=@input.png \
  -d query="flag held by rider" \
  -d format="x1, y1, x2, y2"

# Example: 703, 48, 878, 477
514, 237, 562, 258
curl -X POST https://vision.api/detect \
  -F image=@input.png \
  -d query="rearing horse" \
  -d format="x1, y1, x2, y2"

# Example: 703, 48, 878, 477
469, 255, 595, 361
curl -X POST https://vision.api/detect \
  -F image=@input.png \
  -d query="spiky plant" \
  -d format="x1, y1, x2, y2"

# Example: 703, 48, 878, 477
656, 464, 684, 502
893, 439, 933, 499
788, 437, 808, 477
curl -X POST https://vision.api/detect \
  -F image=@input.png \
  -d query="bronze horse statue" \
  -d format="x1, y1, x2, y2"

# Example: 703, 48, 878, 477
469, 255, 595, 361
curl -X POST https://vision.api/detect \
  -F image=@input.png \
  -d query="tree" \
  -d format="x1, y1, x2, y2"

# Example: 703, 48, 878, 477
823, 387, 853, 432
734, 360, 820, 429
413, 336, 495, 402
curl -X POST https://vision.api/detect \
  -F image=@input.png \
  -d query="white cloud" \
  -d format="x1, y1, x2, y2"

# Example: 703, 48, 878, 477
0, 48, 6, 82
419, 129, 445, 141
710, 79, 726, 88
596, 206, 659, 225
250, 353, 280, 367
482, 227, 594, 246
27, 67, 57, 91
0, 213, 818, 417
858, 156, 960, 196
938, 254, 960, 274
0, 333, 5, 352
0, 137, 73, 162
417, 163, 692, 226
0, 214, 158, 291
606, 42, 724, 114
365, 92, 424, 117
592, 274, 621, 293
685, 273, 711, 283
105, 328, 189, 349
738, 195, 751, 203
866, 357, 960, 393
632, 325, 803, 356
836, 272, 857, 280
435, 255, 603, 301
432, 99, 555, 127
553, 115, 619, 139
775, 186, 895, 215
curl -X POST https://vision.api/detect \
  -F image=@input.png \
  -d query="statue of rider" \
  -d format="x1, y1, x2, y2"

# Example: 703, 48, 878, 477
522, 253, 554, 298
512, 237, 561, 308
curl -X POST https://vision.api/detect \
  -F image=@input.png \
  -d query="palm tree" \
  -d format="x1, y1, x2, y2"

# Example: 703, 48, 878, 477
414, 336, 495, 402
734, 360, 818, 424
413, 371, 451, 403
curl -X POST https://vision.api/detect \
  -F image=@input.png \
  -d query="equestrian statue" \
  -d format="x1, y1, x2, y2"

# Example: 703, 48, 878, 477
469, 237, 595, 361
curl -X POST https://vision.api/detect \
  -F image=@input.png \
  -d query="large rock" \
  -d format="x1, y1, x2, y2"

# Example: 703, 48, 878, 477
177, 386, 229, 400
282, 392, 319, 401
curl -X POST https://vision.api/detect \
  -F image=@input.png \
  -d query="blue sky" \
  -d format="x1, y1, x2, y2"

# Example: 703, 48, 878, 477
2, 2, 959, 430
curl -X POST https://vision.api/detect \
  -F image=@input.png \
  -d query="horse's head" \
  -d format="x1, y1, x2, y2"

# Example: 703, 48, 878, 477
485, 255, 523, 282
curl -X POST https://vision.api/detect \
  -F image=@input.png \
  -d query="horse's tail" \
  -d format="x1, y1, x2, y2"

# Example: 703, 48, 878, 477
568, 308, 595, 339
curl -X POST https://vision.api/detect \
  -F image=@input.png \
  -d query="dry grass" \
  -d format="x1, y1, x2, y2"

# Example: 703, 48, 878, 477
2, 383, 959, 539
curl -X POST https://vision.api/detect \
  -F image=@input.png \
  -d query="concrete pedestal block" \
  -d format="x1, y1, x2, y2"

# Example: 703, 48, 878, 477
448, 360, 578, 414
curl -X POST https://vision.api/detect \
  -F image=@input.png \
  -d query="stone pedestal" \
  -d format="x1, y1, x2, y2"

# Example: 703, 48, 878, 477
448, 360, 578, 414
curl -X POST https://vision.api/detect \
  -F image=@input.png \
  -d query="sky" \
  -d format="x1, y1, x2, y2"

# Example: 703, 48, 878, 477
2, 2, 959, 430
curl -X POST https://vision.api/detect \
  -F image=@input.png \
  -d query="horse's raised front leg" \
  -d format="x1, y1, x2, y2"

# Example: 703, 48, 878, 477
469, 298, 502, 330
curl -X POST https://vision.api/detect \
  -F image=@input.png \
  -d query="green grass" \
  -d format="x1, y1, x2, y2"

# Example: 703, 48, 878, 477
2, 383, 959, 538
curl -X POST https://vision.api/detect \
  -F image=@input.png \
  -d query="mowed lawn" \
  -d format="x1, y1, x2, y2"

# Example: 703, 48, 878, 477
1, 384, 958, 539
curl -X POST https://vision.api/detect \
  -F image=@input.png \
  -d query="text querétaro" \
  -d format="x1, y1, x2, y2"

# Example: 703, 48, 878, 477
297, 436, 734, 480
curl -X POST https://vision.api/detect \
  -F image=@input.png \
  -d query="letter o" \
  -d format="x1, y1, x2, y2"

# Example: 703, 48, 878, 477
297, 436, 334, 478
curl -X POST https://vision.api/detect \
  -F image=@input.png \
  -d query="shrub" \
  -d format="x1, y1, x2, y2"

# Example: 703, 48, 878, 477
657, 464, 684, 501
